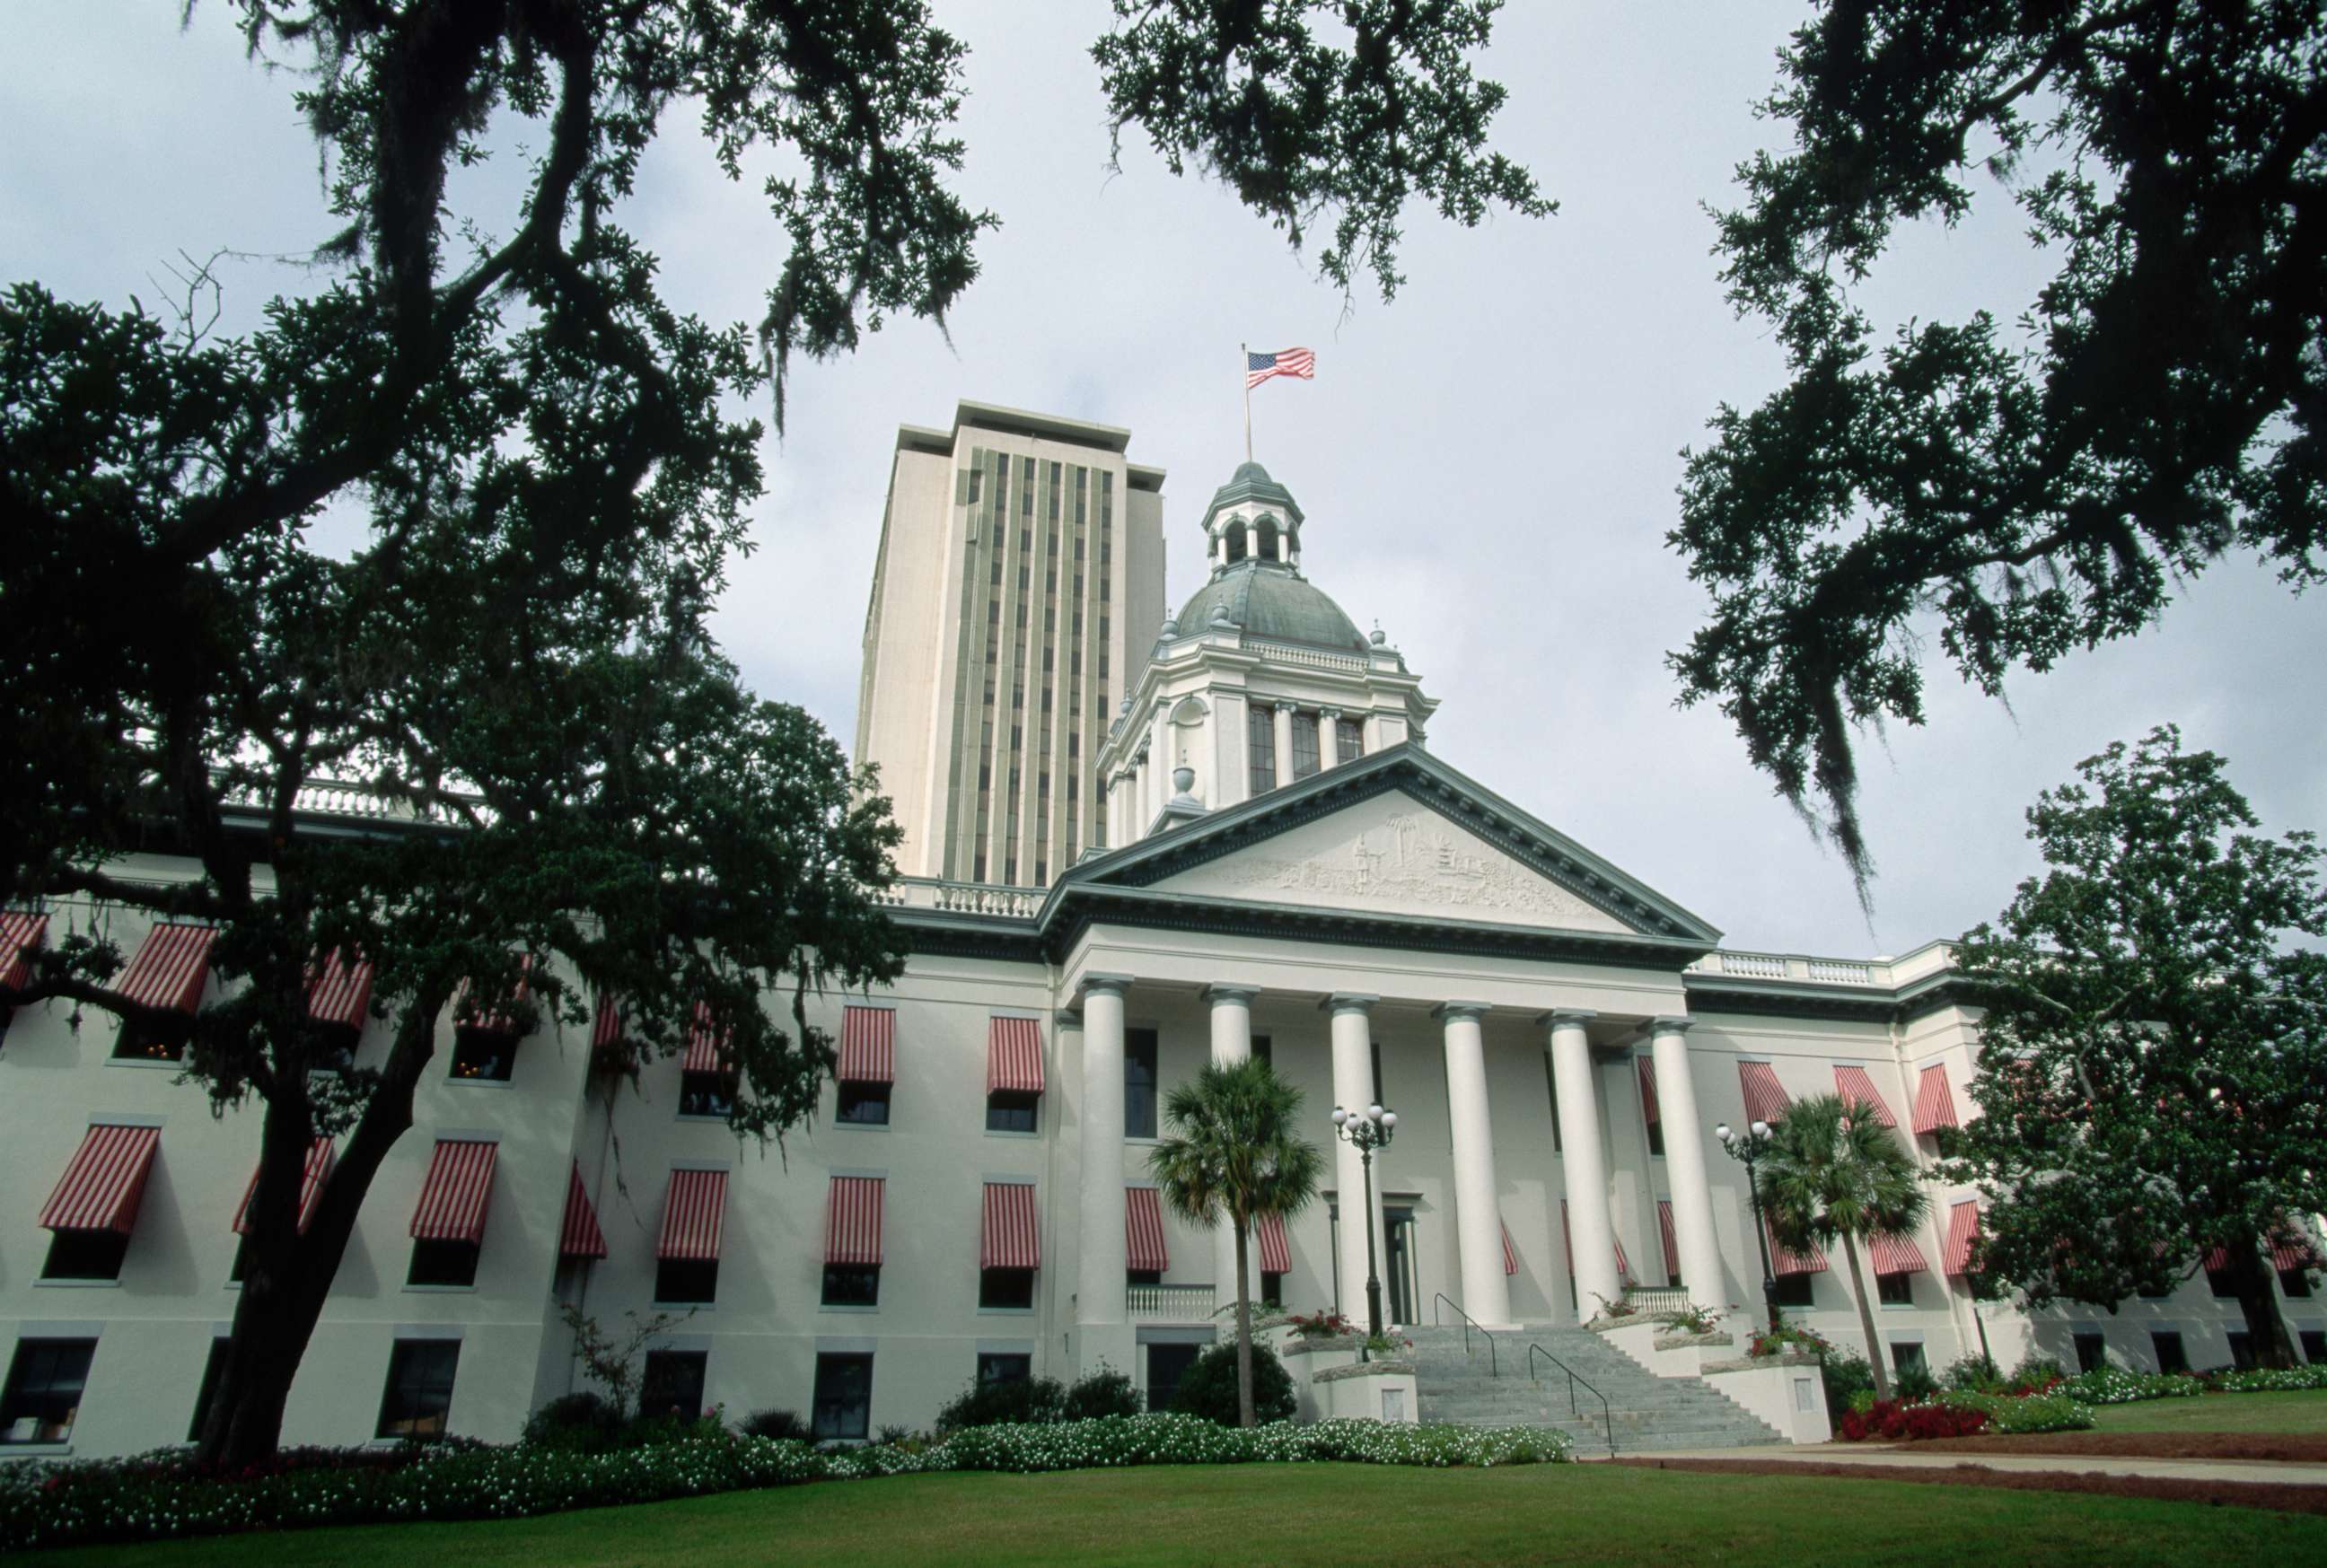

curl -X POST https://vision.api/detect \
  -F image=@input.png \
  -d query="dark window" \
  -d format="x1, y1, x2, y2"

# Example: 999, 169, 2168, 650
2151, 1331, 2188, 1373
1128, 1268, 1164, 1287
980, 1267, 1036, 1310
967, 467, 982, 504
188, 1337, 230, 1442
1770, 1274, 1815, 1309
978, 1353, 1031, 1386
408, 1239, 479, 1288
1875, 1272, 1914, 1307
1336, 717, 1364, 764
2282, 1267, 2314, 1299
1146, 1342, 1202, 1412
812, 1353, 874, 1440
2207, 1264, 2240, 1299
1290, 712, 1322, 780
2226, 1331, 2256, 1371
987, 1090, 1039, 1134
1543, 1057, 1564, 1151
1125, 1028, 1159, 1140
1260, 1271, 1286, 1310
640, 1350, 707, 1421
656, 1257, 719, 1305
375, 1339, 460, 1441
1369, 1040, 1384, 1107
42, 1228, 129, 1283
1252, 1035, 1272, 1069
680, 1071, 735, 1120
821, 1264, 880, 1307
1890, 1342, 1927, 1377
1247, 704, 1277, 794
449, 1025, 517, 1082
2073, 1332, 2106, 1374
113, 1016, 188, 1062
2, 1338, 95, 1445
2301, 1330, 2327, 1363
1646, 1119, 1665, 1158
837, 1082, 891, 1126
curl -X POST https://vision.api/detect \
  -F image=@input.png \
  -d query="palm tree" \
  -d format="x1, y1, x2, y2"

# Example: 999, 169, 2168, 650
1757, 1091, 1930, 1404
1149, 1057, 1327, 1427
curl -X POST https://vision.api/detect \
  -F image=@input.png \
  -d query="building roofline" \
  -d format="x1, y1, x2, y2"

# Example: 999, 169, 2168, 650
953, 399, 1132, 454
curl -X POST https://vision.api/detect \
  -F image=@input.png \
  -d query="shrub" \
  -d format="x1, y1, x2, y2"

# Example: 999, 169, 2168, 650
1818, 1348, 1876, 1412
2008, 1355, 2067, 1394
1666, 1302, 1724, 1336
1893, 1362, 1939, 1403
1062, 1369, 1141, 1422
934, 1375, 1067, 1434
740, 1408, 807, 1441
1940, 1353, 2002, 1392
522, 1393, 621, 1451
1835, 1398, 1989, 1441
1168, 1342, 1296, 1425
2057, 1367, 2207, 1405
1285, 1310, 1356, 1340
1937, 1389, 2094, 1434
2209, 1363, 2327, 1393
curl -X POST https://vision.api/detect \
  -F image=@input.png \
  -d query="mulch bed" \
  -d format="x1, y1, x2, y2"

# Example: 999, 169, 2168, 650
1911, 1432, 2327, 1464
1611, 1456, 2327, 1517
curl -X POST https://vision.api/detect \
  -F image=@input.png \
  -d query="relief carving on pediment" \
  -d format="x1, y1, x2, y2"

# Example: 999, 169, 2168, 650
1199, 809, 1611, 924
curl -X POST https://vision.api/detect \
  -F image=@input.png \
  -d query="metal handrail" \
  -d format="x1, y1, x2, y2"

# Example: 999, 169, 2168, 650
1429, 1292, 1497, 1379
1527, 1343, 1615, 1458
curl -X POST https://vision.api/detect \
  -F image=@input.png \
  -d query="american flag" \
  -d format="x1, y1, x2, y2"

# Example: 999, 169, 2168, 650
1245, 346, 1315, 390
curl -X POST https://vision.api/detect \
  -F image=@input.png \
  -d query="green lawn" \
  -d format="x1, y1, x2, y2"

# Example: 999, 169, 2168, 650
17, 1461, 2325, 1568
2091, 1389, 2327, 1435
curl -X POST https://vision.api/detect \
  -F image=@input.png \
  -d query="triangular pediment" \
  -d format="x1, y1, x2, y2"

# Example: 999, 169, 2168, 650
1067, 747, 1719, 945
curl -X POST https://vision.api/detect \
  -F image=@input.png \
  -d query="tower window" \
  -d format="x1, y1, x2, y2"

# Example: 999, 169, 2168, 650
1248, 704, 1277, 794
1336, 718, 1365, 764
1291, 713, 1322, 780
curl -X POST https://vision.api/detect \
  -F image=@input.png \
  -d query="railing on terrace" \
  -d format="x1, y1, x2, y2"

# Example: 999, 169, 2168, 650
1128, 1283, 1219, 1320
1687, 950, 1887, 987
1619, 1285, 1690, 1316
873, 879, 1045, 918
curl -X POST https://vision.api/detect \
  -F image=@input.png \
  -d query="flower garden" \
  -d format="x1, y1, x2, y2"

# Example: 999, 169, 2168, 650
1831, 1355, 2327, 1442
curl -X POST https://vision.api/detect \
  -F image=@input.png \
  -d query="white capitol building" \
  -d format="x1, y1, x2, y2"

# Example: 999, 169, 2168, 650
4, 402, 2320, 1455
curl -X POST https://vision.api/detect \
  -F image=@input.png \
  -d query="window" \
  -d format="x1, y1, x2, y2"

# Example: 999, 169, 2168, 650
1146, 1341, 1203, 1412
375, 1339, 460, 1440
2226, 1330, 2256, 1371
2302, 1330, 2327, 1363
1369, 1040, 1385, 1107
449, 1025, 517, 1082
2207, 1262, 2240, 1299
2, 1338, 95, 1445
1645, 1118, 1665, 1158
987, 1090, 1039, 1134
1247, 704, 1277, 794
1542, 1058, 1564, 1151
1875, 1272, 1914, 1307
978, 1352, 1031, 1385
1770, 1274, 1815, 1309
639, 1351, 707, 1421
980, 1267, 1036, 1310
1890, 1342, 1927, 1378
2073, 1332, 2106, 1373
2281, 1266, 2314, 1299
1252, 1035, 1272, 1069
966, 467, 982, 505
1336, 717, 1364, 764
1261, 1271, 1286, 1310
1124, 1029, 1159, 1139
42, 1228, 129, 1283
822, 1265, 879, 1307
407, 1239, 479, 1288
680, 1070, 735, 1120
837, 1082, 891, 1126
188, 1337, 230, 1442
812, 1353, 874, 1440
2150, 1331, 2188, 1373
656, 1257, 719, 1305
113, 1016, 188, 1062
1128, 1268, 1163, 1287
1290, 712, 1322, 780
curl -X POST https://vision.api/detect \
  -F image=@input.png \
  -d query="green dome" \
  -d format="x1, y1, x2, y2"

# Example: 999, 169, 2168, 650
1175, 560, 1368, 653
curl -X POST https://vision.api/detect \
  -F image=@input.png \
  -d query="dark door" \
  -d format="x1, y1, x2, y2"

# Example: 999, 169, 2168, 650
1146, 1342, 1202, 1412
1383, 1206, 1417, 1326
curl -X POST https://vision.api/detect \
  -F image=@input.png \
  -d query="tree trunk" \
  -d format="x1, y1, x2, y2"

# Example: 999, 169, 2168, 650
2227, 1238, 2299, 1369
1840, 1231, 1891, 1403
1233, 1211, 1255, 1428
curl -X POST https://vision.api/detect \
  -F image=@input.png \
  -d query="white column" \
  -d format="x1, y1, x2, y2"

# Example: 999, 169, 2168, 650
1649, 1018, 1725, 1312
1148, 701, 1172, 819
1545, 1008, 1620, 1318
1437, 1002, 1511, 1327
1207, 984, 1260, 1310
1076, 976, 1132, 1365
1325, 993, 1386, 1323
1318, 707, 1343, 770
1272, 703, 1295, 788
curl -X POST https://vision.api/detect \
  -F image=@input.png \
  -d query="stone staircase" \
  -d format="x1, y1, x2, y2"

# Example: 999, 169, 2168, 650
1406, 1324, 1785, 1454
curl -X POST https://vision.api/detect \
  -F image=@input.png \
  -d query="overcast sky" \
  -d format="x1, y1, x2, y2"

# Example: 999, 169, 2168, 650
6, 3, 2321, 960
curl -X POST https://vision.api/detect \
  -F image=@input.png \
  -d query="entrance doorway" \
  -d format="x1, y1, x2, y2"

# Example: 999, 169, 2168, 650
1384, 1206, 1418, 1326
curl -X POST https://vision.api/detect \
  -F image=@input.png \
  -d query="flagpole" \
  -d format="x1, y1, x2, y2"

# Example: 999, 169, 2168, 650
1241, 341, 1252, 463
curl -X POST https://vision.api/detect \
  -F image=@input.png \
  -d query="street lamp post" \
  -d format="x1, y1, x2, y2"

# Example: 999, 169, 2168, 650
1717, 1120, 1781, 1334
1331, 1102, 1397, 1343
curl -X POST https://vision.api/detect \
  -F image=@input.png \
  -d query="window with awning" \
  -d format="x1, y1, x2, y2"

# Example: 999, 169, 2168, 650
1125, 1186, 1169, 1275
1735, 1061, 1791, 1126
1913, 1064, 1960, 1134
1, 911, 50, 1047
1657, 1200, 1681, 1286
822, 1175, 884, 1306
559, 1161, 608, 1261
681, 1003, 737, 1120
306, 950, 373, 1035
1832, 1065, 1898, 1128
1256, 1212, 1292, 1277
111, 924, 217, 1059
408, 1139, 498, 1288
1867, 1230, 1928, 1275
1943, 1200, 1983, 1277
979, 1181, 1040, 1308
39, 1122, 161, 1282
985, 1016, 1044, 1133
836, 1006, 895, 1126
450, 959, 534, 1082
656, 1168, 729, 1304
1764, 1215, 1829, 1276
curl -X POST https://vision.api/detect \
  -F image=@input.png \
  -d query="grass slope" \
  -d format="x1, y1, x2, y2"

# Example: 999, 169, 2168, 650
2089, 1389, 2327, 1435
17, 1460, 2326, 1568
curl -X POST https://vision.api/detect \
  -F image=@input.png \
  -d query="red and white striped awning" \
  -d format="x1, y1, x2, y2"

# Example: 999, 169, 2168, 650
1913, 1064, 1960, 1134
1125, 1187, 1169, 1273
1868, 1229, 1928, 1275
1764, 1216, 1829, 1276
1833, 1065, 1898, 1128
39, 1123, 161, 1233
410, 1139, 498, 1243
682, 1002, 730, 1075
987, 1016, 1044, 1095
657, 1168, 729, 1261
117, 924, 217, 1014
591, 995, 624, 1052
1560, 1200, 1633, 1282
1637, 1056, 1660, 1127
233, 1136, 334, 1234
838, 1005, 894, 1084
1736, 1061, 1791, 1126
305, 950, 373, 1031
1658, 1200, 1681, 1282
560, 1161, 608, 1259
1500, 1219, 1520, 1276
1257, 1211, 1292, 1275
981, 1181, 1040, 1270
2, 910, 49, 993
1943, 1200, 1983, 1276
825, 1176, 885, 1266
457, 956, 533, 1036
2271, 1227, 2320, 1273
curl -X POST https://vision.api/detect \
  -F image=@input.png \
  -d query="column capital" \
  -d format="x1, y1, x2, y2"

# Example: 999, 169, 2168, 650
1077, 973, 1135, 1003
1203, 983, 1261, 1006
1056, 1010, 1084, 1030
1321, 992, 1379, 1017
1319, 705, 1343, 721
1538, 1007, 1599, 1029
1648, 1015, 1695, 1038
1432, 1001, 1493, 1024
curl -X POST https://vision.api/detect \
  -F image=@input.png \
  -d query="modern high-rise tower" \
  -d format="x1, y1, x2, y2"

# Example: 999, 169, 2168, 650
855, 401, 1165, 886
